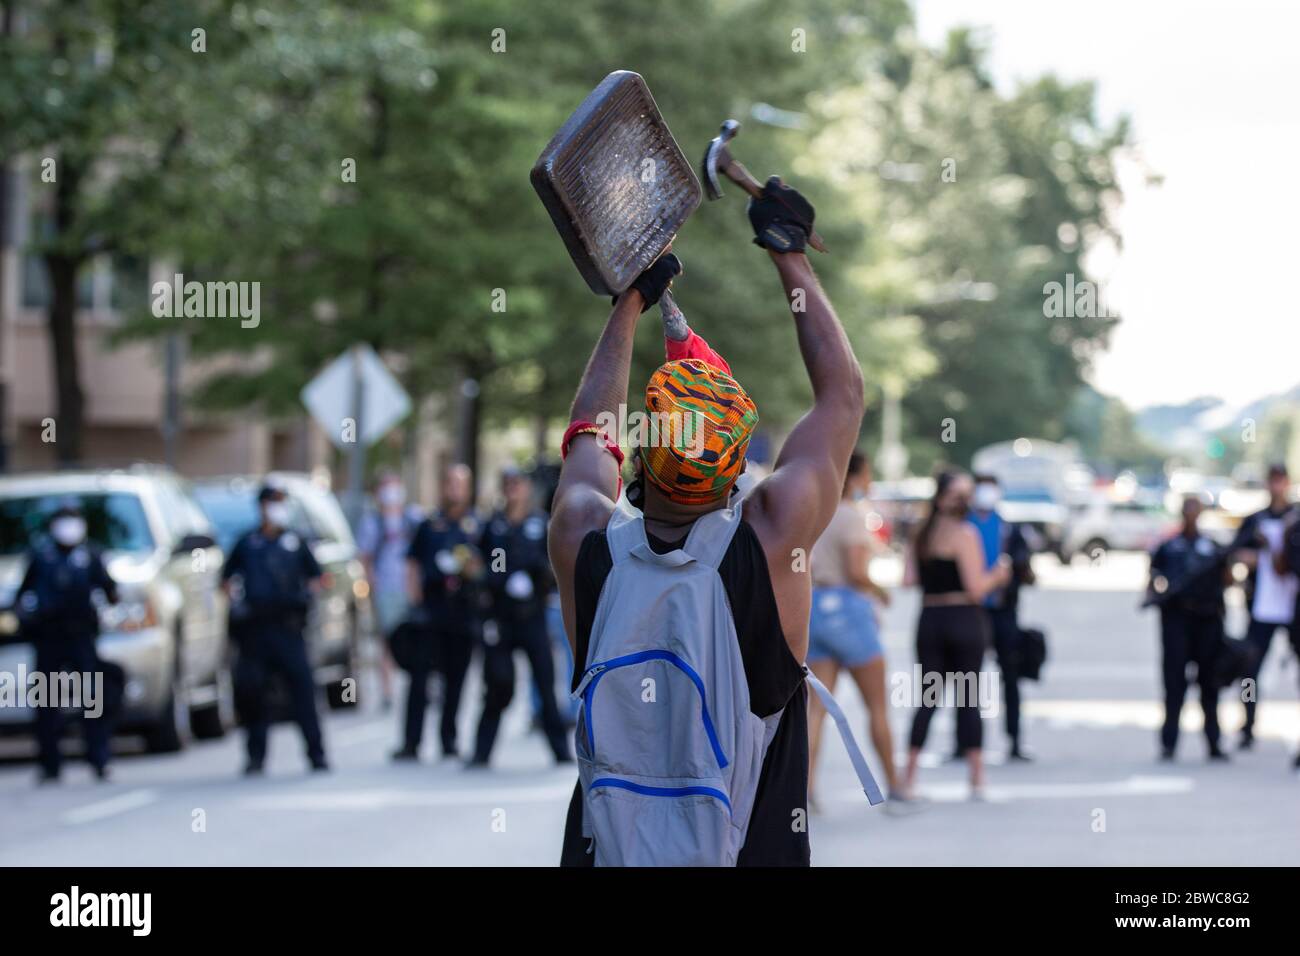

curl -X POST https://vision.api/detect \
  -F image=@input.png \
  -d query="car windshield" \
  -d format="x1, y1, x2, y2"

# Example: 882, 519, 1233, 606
191, 485, 261, 553
0, 492, 155, 556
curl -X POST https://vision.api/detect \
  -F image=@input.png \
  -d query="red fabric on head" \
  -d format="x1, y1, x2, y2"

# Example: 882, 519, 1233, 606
664, 329, 731, 375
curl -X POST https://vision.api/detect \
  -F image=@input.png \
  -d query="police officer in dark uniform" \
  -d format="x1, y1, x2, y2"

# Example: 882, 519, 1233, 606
15, 500, 121, 782
470, 468, 571, 767
397, 463, 483, 761
968, 475, 1038, 760
1276, 508, 1300, 771
222, 483, 328, 774
1146, 494, 1229, 761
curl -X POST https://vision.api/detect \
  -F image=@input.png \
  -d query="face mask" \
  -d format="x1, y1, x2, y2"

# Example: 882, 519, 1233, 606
378, 484, 405, 508
264, 502, 292, 529
972, 484, 1001, 512
50, 516, 87, 547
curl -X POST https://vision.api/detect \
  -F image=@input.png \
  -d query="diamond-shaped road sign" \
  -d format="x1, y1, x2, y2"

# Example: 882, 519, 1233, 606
301, 344, 411, 450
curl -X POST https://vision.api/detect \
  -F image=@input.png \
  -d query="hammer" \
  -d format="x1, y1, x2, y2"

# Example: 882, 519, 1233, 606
701, 119, 828, 253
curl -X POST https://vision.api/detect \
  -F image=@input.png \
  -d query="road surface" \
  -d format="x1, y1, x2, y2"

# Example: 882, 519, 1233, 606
2, 553, 1297, 866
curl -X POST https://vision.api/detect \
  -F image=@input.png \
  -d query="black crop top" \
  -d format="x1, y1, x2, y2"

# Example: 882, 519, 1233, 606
919, 557, 964, 595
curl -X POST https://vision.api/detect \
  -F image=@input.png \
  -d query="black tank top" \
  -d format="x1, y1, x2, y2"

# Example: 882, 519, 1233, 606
919, 557, 964, 594
559, 518, 810, 866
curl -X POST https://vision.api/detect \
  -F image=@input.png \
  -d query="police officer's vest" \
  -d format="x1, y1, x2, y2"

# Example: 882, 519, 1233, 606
18, 544, 104, 638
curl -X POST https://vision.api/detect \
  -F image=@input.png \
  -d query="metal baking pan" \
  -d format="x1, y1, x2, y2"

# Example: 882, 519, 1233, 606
532, 71, 701, 295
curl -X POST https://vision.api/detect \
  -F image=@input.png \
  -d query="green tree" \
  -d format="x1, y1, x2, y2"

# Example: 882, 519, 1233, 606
0, 0, 233, 462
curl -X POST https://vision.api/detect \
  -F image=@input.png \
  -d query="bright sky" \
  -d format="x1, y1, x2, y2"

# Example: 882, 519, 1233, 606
913, 0, 1300, 411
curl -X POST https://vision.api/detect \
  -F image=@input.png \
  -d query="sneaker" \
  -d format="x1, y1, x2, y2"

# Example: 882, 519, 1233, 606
1159, 748, 1175, 762
463, 758, 491, 770
310, 758, 330, 773
243, 762, 265, 777
1238, 732, 1255, 752
969, 785, 989, 802
92, 764, 111, 782
37, 770, 60, 786
391, 748, 419, 763
1008, 748, 1035, 763
1208, 745, 1229, 762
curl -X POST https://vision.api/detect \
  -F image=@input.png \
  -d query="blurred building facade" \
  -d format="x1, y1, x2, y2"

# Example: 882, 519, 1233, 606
0, 160, 521, 509
0, 158, 327, 477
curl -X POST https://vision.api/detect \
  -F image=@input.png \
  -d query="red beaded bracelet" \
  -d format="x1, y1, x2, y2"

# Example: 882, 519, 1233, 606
561, 419, 625, 466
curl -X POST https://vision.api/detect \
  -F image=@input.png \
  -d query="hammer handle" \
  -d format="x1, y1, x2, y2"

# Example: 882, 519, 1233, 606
722, 160, 828, 253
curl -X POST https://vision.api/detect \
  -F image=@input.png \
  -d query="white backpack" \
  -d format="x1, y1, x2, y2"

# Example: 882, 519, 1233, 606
573, 499, 882, 866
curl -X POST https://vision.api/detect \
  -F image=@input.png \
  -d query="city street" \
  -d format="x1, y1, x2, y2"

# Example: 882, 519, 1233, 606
2, 554, 1297, 867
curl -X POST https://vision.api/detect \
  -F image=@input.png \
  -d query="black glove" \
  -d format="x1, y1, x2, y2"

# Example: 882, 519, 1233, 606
747, 177, 815, 253
615, 253, 682, 312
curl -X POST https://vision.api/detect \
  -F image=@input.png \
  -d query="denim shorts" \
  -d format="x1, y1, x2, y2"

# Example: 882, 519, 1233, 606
808, 586, 884, 667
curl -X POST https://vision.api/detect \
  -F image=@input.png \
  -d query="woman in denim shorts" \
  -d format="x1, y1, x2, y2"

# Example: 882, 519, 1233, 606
807, 453, 903, 805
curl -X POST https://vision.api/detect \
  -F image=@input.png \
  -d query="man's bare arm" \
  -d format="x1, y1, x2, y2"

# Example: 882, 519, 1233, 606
548, 289, 644, 647
750, 251, 866, 549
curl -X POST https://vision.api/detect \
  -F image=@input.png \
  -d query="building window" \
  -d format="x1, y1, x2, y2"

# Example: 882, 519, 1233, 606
20, 209, 147, 317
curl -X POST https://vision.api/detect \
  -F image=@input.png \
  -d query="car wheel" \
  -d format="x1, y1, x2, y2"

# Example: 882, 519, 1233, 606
190, 666, 235, 739
144, 634, 192, 754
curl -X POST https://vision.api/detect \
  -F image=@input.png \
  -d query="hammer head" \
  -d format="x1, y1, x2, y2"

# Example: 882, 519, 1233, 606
701, 119, 741, 201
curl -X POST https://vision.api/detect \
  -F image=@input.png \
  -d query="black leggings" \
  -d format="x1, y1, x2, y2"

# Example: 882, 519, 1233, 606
909, 605, 990, 753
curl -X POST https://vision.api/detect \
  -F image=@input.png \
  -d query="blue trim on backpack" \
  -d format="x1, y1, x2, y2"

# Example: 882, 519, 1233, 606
579, 649, 729, 769
590, 777, 732, 812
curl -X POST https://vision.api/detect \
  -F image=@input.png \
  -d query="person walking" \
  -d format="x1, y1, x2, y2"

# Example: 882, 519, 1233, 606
356, 471, 422, 711
1146, 495, 1229, 761
469, 467, 571, 767
901, 471, 1011, 801
397, 464, 483, 761
15, 500, 122, 783
222, 483, 328, 774
968, 474, 1036, 760
806, 453, 906, 808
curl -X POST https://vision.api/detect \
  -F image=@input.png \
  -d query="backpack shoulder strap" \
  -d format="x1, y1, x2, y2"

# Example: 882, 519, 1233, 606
605, 498, 744, 571
678, 498, 745, 571
804, 665, 886, 805
605, 500, 655, 565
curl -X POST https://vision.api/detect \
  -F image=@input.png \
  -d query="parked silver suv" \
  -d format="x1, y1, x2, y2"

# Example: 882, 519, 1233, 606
0, 467, 229, 752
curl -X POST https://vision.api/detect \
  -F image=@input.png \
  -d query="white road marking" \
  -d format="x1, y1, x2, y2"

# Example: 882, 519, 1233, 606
828, 774, 1195, 805
241, 782, 575, 811
62, 788, 159, 825
240, 782, 575, 812
1026, 698, 1300, 740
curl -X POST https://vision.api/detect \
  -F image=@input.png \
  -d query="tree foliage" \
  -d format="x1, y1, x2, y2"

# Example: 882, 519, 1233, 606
2, 0, 1131, 474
